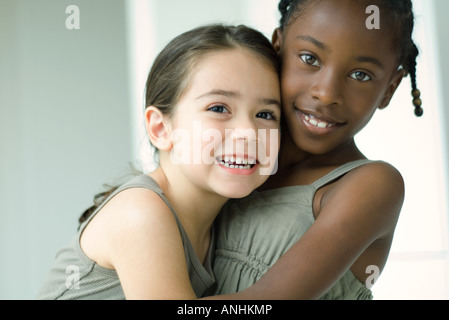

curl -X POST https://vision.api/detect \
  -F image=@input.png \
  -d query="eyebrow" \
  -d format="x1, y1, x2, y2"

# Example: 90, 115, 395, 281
297, 35, 384, 69
196, 89, 239, 100
297, 35, 328, 51
196, 89, 281, 109
260, 98, 282, 109
355, 56, 384, 69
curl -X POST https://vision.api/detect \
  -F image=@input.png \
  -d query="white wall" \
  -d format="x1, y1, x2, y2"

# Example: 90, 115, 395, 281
0, 0, 132, 299
356, 0, 449, 299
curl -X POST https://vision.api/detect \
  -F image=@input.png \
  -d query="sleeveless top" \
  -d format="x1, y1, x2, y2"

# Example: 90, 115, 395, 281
36, 175, 215, 300
213, 159, 375, 300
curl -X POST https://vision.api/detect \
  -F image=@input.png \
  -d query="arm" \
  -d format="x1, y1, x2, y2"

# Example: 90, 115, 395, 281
106, 188, 197, 300
210, 162, 404, 300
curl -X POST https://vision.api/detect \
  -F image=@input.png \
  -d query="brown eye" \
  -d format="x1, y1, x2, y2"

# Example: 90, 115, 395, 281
300, 54, 320, 67
350, 71, 372, 82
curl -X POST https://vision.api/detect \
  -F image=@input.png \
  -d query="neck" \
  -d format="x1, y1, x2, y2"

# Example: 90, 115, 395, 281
278, 126, 308, 169
149, 163, 227, 262
279, 126, 365, 170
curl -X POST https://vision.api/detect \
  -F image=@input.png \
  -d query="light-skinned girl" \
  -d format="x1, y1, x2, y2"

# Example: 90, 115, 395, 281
37, 24, 281, 300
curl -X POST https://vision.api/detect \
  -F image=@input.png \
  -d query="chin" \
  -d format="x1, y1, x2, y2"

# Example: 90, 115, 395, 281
217, 185, 256, 200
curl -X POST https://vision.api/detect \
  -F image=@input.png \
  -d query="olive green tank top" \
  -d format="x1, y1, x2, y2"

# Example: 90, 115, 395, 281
213, 159, 375, 300
37, 175, 215, 300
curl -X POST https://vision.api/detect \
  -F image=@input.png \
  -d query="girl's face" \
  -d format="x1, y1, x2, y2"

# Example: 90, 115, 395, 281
274, 0, 405, 155
166, 48, 281, 199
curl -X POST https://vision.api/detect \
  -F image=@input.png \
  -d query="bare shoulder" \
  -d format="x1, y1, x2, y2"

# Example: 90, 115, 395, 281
320, 161, 405, 239
342, 161, 405, 201
81, 186, 195, 298
104, 187, 179, 246
80, 187, 180, 269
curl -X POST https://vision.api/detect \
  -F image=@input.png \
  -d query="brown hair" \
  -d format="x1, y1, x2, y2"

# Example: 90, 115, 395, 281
78, 24, 280, 226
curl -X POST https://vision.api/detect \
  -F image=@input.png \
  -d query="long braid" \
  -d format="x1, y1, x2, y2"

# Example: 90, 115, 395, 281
387, 0, 423, 117
408, 43, 423, 117
277, 0, 423, 117
278, 0, 296, 29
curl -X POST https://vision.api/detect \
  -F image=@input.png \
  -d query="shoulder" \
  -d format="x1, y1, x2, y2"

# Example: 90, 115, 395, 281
343, 160, 404, 187
81, 186, 181, 268
95, 187, 196, 299
319, 161, 404, 238
340, 161, 405, 200
105, 187, 179, 245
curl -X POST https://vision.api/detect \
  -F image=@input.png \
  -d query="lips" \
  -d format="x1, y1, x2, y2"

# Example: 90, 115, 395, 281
304, 113, 337, 128
216, 155, 258, 170
295, 108, 345, 134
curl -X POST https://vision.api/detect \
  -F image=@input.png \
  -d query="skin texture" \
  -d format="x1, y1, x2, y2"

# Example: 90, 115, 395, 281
79, 48, 281, 299
208, 0, 406, 300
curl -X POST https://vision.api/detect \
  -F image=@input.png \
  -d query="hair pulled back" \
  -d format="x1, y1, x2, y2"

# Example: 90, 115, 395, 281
78, 24, 280, 226
146, 24, 280, 117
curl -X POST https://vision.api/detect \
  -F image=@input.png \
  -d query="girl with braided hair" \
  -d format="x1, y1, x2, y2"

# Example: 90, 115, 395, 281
210, 0, 423, 300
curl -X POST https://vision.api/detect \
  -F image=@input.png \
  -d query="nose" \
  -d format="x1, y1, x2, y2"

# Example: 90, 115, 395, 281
229, 113, 259, 140
310, 67, 344, 106
224, 115, 258, 156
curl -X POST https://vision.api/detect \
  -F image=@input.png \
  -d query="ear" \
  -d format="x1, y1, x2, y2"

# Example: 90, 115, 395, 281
144, 106, 173, 151
378, 69, 406, 110
271, 28, 283, 54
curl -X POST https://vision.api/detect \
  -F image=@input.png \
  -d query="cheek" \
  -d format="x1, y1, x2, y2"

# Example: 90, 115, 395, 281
280, 65, 308, 104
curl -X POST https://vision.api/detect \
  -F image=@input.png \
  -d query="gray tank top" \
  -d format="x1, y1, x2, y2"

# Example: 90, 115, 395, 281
213, 159, 375, 300
37, 174, 215, 299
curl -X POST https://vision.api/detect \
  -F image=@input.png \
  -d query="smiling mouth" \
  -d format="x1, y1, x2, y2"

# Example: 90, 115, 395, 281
216, 156, 258, 170
304, 113, 337, 128
297, 109, 344, 129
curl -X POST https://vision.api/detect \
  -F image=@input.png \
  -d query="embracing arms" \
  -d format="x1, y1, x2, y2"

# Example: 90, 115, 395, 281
211, 162, 405, 300
87, 162, 403, 300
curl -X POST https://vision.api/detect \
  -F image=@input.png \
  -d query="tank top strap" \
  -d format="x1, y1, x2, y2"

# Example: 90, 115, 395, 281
132, 175, 184, 228
311, 159, 375, 190
80, 175, 184, 238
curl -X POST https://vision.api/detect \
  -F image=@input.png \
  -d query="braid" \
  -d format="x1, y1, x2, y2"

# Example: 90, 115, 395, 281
386, 0, 423, 117
278, 0, 294, 28
278, 0, 305, 30
407, 43, 423, 117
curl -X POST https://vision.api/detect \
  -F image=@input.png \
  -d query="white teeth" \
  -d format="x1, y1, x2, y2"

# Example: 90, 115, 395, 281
218, 156, 257, 170
317, 122, 327, 128
221, 162, 252, 170
304, 114, 335, 128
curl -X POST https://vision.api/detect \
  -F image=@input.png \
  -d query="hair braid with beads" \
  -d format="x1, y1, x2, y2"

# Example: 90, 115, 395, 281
277, 0, 423, 117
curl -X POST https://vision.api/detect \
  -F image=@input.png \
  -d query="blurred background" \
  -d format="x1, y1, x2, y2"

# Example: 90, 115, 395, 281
0, 0, 448, 299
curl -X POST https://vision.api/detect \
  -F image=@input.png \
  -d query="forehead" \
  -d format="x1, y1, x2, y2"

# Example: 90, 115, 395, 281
183, 48, 279, 97
285, 0, 398, 58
